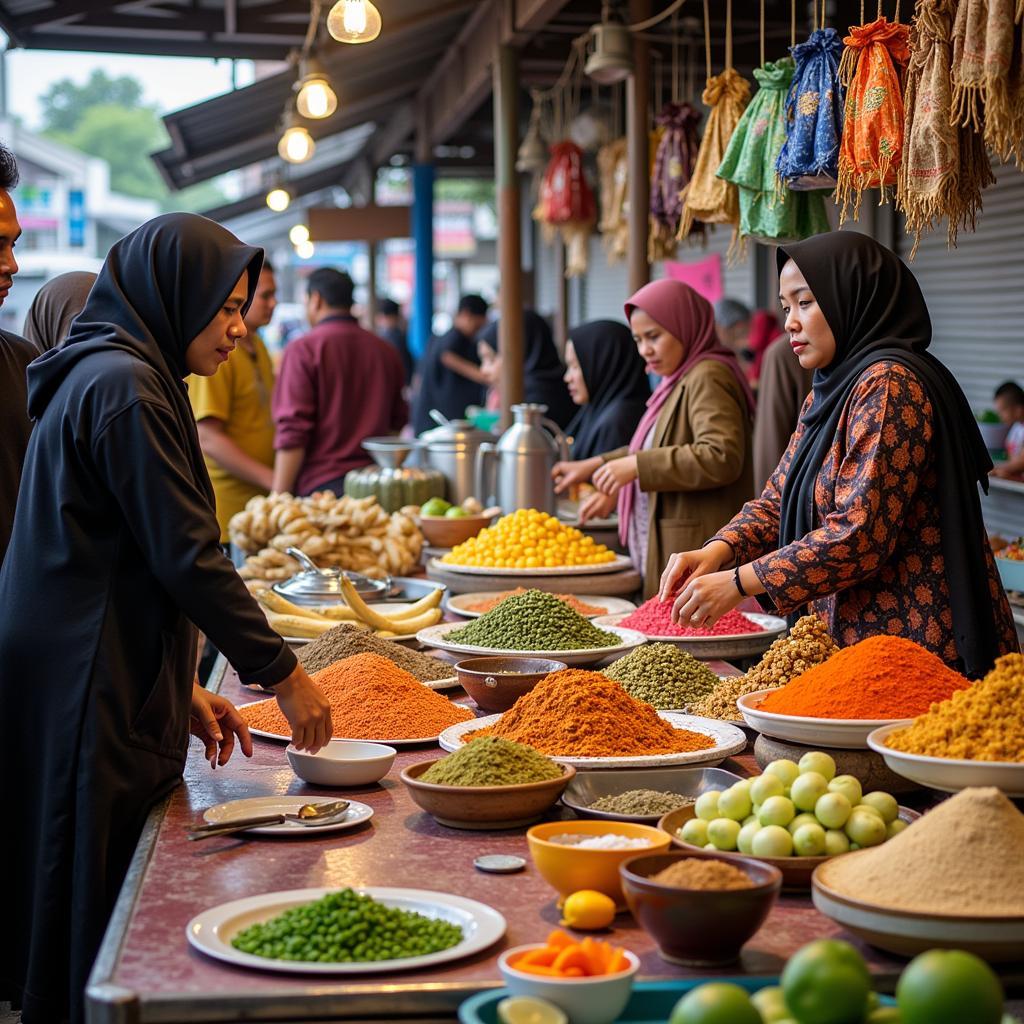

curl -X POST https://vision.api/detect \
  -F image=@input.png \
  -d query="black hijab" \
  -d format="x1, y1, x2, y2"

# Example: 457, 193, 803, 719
777, 231, 997, 676
565, 319, 651, 459
479, 310, 577, 428
28, 213, 262, 505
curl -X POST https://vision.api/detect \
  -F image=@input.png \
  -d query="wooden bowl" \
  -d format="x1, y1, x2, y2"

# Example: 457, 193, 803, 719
399, 760, 574, 830
417, 509, 499, 549
455, 656, 567, 712
659, 804, 920, 891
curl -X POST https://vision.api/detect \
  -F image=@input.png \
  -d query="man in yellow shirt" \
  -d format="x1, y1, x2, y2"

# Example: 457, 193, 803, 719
189, 258, 278, 541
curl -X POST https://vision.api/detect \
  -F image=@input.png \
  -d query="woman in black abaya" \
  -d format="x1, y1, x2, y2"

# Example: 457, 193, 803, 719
0, 214, 332, 1024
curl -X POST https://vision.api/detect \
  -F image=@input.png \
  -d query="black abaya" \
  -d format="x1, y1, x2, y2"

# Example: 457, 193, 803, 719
0, 214, 297, 1023
0, 328, 35, 563
411, 326, 486, 434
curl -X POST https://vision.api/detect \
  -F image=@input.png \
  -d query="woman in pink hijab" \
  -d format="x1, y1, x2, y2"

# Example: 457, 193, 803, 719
553, 279, 755, 597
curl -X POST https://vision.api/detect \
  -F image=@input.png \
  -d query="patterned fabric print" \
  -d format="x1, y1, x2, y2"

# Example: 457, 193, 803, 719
776, 28, 845, 190
717, 57, 830, 245
711, 363, 1018, 669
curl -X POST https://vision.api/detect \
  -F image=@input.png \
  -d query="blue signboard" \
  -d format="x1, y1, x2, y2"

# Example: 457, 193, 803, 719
68, 189, 85, 247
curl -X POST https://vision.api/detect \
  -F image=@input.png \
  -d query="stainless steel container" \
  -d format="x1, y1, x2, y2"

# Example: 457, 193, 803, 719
476, 403, 569, 514
417, 419, 494, 504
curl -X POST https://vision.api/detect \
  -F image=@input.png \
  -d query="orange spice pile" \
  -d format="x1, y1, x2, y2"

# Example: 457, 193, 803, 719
240, 652, 474, 740
466, 668, 714, 757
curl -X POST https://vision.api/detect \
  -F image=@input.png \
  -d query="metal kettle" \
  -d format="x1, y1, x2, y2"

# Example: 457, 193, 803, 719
477, 403, 569, 514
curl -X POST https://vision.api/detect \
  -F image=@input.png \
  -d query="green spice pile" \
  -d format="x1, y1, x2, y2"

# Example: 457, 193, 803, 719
420, 736, 564, 787
446, 589, 619, 651
298, 623, 454, 681
693, 614, 839, 721
230, 888, 463, 962
603, 643, 719, 709
589, 789, 696, 816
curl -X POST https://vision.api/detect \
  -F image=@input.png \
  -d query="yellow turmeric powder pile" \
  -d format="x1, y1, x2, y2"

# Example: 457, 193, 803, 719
884, 653, 1024, 763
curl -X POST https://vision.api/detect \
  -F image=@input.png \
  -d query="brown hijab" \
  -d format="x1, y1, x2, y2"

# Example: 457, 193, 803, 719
23, 272, 97, 353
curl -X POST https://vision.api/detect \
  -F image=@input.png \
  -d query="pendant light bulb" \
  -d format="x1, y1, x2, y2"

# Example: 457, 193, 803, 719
289, 223, 310, 246
327, 0, 382, 43
295, 57, 338, 120
295, 240, 315, 260
266, 186, 291, 212
278, 118, 315, 164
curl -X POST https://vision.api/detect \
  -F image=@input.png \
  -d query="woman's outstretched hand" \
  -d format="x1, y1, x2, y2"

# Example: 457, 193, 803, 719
658, 540, 733, 605
592, 455, 638, 496
273, 665, 333, 752
190, 682, 254, 769
552, 456, 602, 495
670, 570, 743, 629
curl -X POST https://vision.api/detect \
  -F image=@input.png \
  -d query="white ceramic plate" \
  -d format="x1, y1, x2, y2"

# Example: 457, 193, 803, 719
201, 796, 374, 836
415, 621, 646, 667
186, 886, 507, 975
438, 712, 747, 770
445, 592, 637, 620
239, 699, 459, 746
429, 554, 633, 577
867, 722, 1024, 797
735, 691, 902, 749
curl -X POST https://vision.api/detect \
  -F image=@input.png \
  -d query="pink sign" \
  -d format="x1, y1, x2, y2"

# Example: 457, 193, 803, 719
664, 254, 723, 303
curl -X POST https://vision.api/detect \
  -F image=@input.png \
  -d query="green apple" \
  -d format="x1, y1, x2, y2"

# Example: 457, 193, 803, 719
846, 809, 888, 847
749, 773, 785, 806
752, 824, 794, 858
718, 785, 753, 822
798, 751, 837, 782
695, 791, 722, 822
828, 775, 863, 807
763, 759, 800, 789
759, 796, 796, 828
861, 791, 899, 824
825, 829, 851, 856
815, 792, 853, 830
791, 771, 829, 812
788, 812, 819, 835
421, 497, 451, 516
680, 818, 709, 847
793, 822, 827, 856
737, 821, 762, 854
444, 505, 468, 518
707, 817, 741, 851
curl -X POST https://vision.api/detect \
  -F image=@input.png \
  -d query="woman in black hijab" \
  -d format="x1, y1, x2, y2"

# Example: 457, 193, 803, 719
0, 214, 332, 1024
562, 319, 650, 460
659, 231, 1017, 676
477, 309, 576, 428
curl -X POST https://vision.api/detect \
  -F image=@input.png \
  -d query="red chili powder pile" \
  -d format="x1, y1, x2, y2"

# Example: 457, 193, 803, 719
619, 599, 766, 638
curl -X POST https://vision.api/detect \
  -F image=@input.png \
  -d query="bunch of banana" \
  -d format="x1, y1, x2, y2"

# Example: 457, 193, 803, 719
257, 583, 443, 639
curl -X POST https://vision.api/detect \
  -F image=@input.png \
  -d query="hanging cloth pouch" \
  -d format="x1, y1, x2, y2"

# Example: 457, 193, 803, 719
834, 15, 911, 223
650, 101, 703, 259
717, 57, 830, 246
597, 136, 629, 264
533, 140, 597, 277
775, 28, 845, 190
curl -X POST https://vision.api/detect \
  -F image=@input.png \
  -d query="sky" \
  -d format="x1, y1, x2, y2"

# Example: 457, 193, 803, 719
1, 36, 258, 127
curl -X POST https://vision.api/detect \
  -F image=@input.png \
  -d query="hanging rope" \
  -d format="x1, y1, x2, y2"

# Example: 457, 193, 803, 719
760, 0, 765, 67
791, 0, 796, 48
725, 0, 733, 70
703, 0, 711, 78
671, 9, 680, 101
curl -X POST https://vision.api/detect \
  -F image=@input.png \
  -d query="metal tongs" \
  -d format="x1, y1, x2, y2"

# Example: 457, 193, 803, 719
186, 800, 350, 841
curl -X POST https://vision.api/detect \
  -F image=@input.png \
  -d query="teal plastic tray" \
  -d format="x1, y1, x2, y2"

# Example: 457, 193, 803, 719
458, 980, 895, 1023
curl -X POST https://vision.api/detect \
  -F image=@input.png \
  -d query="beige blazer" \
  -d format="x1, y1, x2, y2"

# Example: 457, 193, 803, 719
603, 359, 754, 597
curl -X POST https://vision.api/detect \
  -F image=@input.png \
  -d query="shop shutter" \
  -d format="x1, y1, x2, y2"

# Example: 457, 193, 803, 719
897, 162, 1024, 413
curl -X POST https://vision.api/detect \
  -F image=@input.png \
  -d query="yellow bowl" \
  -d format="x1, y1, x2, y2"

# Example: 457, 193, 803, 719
526, 820, 672, 909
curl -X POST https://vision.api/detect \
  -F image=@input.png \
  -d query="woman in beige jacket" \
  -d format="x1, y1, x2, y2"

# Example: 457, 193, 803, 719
554, 279, 754, 597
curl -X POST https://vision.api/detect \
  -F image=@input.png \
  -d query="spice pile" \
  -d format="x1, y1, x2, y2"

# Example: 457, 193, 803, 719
466, 668, 715, 757
446, 590, 620, 651
298, 623, 454, 681
694, 615, 838, 721
548, 833, 656, 850
604, 643, 719, 709
442, 508, 616, 568
230, 888, 462, 962
756, 635, 970, 720
589, 790, 695, 816
619, 599, 765, 638
885, 653, 1024, 762
651, 858, 755, 891
817, 787, 1024, 916
461, 589, 606, 617
240, 653, 473, 740
419, 737, 564, 787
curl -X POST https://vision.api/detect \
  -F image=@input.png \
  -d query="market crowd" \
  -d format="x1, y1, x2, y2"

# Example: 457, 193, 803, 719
0, 134, 1018, 1024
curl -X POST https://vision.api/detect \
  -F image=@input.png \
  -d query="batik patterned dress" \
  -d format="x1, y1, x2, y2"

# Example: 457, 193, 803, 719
711, 361, 1018, 668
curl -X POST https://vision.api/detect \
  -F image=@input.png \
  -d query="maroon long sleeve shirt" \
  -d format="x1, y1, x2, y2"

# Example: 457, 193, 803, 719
272, 315, 408, 495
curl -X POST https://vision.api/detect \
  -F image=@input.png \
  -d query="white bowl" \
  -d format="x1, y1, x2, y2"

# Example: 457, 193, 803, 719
497, 945, 638, 1024
867, 723, 1024, 797
286, 740, 397, 787
736, 691, 901, 749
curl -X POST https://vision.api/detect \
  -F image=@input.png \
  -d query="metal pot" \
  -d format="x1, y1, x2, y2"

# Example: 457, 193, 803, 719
416, 419, 495, 505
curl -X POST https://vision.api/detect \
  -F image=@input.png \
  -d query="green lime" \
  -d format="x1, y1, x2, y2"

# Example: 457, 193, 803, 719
798, 751, 836, 782
751, 985, 789, 1022
860, 792, 898, 824
781, 939, 871, 1024
896, 950, 1003, 1024
669, 982, 764, 1024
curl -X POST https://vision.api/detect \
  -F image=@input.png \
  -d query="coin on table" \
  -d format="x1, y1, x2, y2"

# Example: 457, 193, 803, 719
474, 854, 527, 874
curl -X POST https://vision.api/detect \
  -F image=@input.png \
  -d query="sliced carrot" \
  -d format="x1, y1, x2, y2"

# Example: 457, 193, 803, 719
513, 963, 564, 977
518, 947, 559, 968
578, 937, 606, 976
553, 946, 592, 975
562, 967, 585, 977
545, 929, 574, 951
606, 949, 629, 974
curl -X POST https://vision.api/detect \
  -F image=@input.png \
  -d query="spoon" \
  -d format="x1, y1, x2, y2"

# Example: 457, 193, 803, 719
186, 800, 350, 841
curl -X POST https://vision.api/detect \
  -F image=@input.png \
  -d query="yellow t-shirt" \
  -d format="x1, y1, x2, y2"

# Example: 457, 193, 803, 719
188, 334, 276, 542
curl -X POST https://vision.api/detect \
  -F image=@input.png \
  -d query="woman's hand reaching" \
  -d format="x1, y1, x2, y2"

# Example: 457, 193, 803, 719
190, 682, 254, 769
552, 456, 602, 495
592, 455, 638, 496
272, 665, 333, 753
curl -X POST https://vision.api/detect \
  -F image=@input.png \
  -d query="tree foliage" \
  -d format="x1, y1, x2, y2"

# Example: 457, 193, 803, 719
41, 70, 148, 135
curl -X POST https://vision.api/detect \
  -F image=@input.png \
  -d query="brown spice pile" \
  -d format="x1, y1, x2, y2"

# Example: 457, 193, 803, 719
465, 668, 715, 758
298, 623, 454, 681
818, 787, 1024, 916
885, 653, 1024, 762
651, 858, 755, 891
241, 652, 473, 740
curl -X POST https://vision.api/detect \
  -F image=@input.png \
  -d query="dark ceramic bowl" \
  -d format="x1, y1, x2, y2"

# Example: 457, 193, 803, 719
619, 850, 782, 966
455, 657, 567, 712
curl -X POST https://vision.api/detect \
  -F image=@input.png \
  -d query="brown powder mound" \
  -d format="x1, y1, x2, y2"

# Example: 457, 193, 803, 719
465, 668, 715, 757
240, 652, 473, 741
817, 787, 1024, 917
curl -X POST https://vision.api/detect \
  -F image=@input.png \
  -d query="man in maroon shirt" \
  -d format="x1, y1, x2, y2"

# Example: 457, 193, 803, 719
272, 269, 407, 495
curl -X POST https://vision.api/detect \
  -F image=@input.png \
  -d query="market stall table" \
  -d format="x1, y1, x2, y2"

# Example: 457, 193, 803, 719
87, 660, 1023, 1024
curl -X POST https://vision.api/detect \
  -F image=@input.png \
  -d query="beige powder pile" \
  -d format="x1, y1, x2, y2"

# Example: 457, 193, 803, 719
818, 787, 1024, 917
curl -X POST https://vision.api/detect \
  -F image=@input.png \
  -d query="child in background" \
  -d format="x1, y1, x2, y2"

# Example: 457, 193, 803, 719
992, 381, 1024, 479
